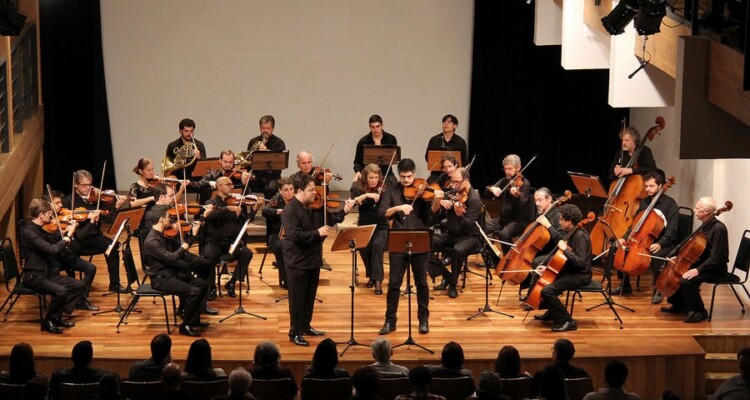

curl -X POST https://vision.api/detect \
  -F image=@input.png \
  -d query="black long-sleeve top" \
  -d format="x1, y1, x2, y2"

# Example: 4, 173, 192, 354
61, 193, 113, 237
625, 192, 679, 249
432, 188, 482, 237
351, 188, 389, 230
425, 133, 468, 167
537, 207, 563, 255
262, 193, 289, 236
607, 146, 657, 182
247, 134, 287, 179
204, 196, 248, 241
378, 183, 429, 230
165, 137, 207, 179
693, 216, 729, 274
143, 228, 187, 278
482, 177, 534, 223
557, 228, 593, 278
21, 223, 69, 273
352, 131, 398, 173
281, 197, 323, 270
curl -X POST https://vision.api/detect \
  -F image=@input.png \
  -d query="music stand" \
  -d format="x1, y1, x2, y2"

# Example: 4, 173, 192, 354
567, 171, 608, 199
591, 219, 634, 312
251, 150, 289, 172
220, 219, 267, 323
363, 145, 401, 166
97, 207, 145, 313
468, 223, 514, 320
192, 158, 221, 178
388, 229, 433, 354
426, 148, 462, 170
331, 225, 376, 356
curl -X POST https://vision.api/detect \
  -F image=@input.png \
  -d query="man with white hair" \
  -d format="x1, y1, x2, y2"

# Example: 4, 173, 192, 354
484, 154, 534, 255
368, 338, 409, 376
213, 367, 257, 400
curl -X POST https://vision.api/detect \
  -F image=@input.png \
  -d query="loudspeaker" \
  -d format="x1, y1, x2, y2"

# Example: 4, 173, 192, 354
0, 1, 26, 36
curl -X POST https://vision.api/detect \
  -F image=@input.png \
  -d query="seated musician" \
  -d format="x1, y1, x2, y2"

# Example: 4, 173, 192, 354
129, 157, 187, 210
194, 150, 253, 202
21, 199, 86, 334
532, 204, 592, 332
426, 154, 458, 188
164, 118, 208, 203
246, 115, 287, 199
428, 168, 482, 299
425, 114, 467, 183
43, 191, 99, 312
143, 208, 208, 337
661, 197, 729, 323
262, 177, 295, 289
608, 126, 657, 181
62, 170, 128, 294
484, 154, 534, 254
202, 177, 262, 298
613, 172, 678, 303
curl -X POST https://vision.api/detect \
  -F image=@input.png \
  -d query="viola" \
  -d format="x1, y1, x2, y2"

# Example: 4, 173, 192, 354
496, 191, 572, 285
524, 212, 596, 310
656, 201, 732, 298
613, 176, 676, 276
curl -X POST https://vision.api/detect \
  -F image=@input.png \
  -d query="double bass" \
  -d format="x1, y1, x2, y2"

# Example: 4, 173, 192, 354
613, 176, 676, 276
655, 201, 733, 298
589, 117, 665, 255
524, 212, 596, 310
495, 190, 572, 285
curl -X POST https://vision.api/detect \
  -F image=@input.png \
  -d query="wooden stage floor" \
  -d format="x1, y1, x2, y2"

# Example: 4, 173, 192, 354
1, 229, 749, 398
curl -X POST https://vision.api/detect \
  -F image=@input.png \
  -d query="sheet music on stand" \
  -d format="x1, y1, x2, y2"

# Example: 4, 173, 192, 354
192, 158, 222, 178
426, 148, 462, 170
567, 171, 609, 198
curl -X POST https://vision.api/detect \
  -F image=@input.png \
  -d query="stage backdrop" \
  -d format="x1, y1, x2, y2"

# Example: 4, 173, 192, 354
100, 0, 474, 191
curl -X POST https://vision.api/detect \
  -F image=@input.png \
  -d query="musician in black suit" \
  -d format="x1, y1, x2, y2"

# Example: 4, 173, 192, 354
261, 177, 295, 289
484, 154, 534, 254
165, 118, 209, 203
425, 114, 467, 183
608, 126, 657, 182
246, 115, 287, 198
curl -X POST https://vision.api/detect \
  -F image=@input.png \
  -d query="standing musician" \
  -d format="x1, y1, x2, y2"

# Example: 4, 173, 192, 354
613, 172, 678, 303
202, 176, 263, 298
282, 174, 353, 346
426, 154, 459, 187
608, 126, 657, 181
378, 158, 432, 336
246, 115, 287, 198
352, 114, 398, 186
143, 208, 208, 337
165, 118, 208, 202
661, 197, 729, 323
429, 167, 482, 299
62, 170, 128, 294
22, 199, 86, 334
425, 114, 467, 183
484, 154, 534, 254
129, 157, 188, 210
262, 177, 295, 289
532, 204, 592, 332
195, 150, 253, 201
350, 164, 390, 295
43, 191, 99, 312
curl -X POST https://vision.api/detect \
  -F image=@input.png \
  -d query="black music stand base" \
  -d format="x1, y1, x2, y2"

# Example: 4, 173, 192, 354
468, 263, 513, 320
220, 276, 267, 323
340, 240, 369, 356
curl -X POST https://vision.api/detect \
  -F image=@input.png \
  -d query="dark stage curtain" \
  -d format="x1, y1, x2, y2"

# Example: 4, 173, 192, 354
40, 0, 116, 192
468, 0, 629, 195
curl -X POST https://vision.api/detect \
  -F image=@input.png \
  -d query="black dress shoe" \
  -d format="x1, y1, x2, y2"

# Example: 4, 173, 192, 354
207, 289, 217, 301
225, 282, 237, 298
684, 311, 708, 323
448, 285, 458, 299
272, 261, 279, 268
42, 319, 63, 334
304, 327, 326, 336
202, 306, 219, 315
660, 305, 685, 314
442, 257, 452, 266
54, 318, 76, 328
551, 320, 578, 332
179, 325, 201, 337
75, 300, 100, 312
108, 284, 127, 294
379, 321, 396, 335
366, 280, 375, 288
534, 311, 553, 321
280, 282, 287, 290
610, 284, 632, 295
433, 280, 448, 290
290, 335, 309, 346
192, 321, 210, 328
419, 320, 429, 334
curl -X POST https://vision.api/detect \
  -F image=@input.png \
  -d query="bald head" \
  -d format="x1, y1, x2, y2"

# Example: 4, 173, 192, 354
229, 367, 252, 396
162, 362, 182, 389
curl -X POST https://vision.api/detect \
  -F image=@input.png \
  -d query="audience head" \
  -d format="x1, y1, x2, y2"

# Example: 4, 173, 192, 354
9, 342, 37, 382
353, 366, 379, 397
737, 347, 750, 380
371, 338, 393, 363
150, 334, 172, 363
661, 390, 682, 400
495, 345, 522, 377
440, 341, 465, 370
97, 373, 120, 400
253, 341, 282, 369
311, 338, 339, 373
539, 365, 567, 400
604, 359, 629, 389
228, 367, 253, 397
552, 339, 576, 363
185, 338, 213, 376
408, 366, 432, 391
72, 340, 94, 369
476, 370, 504, 400
161, 362, 182, 390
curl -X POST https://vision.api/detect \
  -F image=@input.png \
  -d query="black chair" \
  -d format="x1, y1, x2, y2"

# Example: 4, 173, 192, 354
181, 379, 229, 400
373, 375, 410, 400
706, 229, 750, 321
120, 379, 166, 400
197, 224, 242, 298
57, 381, 100, 400
0, 237, 46, 329
498, 376, 533, 400
249, 377, 297, 400
301, 377, 353, 400
565, 376, 594, 400
460, 203, 491, 289
116, 245, 177, 334
429, 376, 475, 400
0, 382, 26, 398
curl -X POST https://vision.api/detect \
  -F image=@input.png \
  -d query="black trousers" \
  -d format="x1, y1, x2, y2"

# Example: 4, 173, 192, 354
358, 228, 388, 282
175, 253, 213, 308
667, 268, 727, 313
540, 273, 591, 325
203, 239, 252, 285
485, 219, 527, 254
286, 267, 320, 336
430, 233, 480, 286
269, 234, 286, 286
70, 234, 121, 286
58, 255, 97, 299
23, 271, 85, 321
385, 252, 429, 323
248, 174, 279, 200
152, 274, 207, 326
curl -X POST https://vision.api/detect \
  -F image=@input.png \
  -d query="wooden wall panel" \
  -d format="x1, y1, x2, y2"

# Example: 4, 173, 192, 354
707, 41, 750, 127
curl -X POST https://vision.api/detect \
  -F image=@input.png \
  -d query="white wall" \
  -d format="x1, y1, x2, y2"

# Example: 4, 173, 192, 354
100, 0, 474, 191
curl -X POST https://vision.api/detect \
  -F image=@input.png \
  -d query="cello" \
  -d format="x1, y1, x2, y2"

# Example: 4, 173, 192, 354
495, 190, 572, 285
589, 117, 665, 256
656, 201, 733, 298
525, 212, 596, 310
613, 176, 676, 276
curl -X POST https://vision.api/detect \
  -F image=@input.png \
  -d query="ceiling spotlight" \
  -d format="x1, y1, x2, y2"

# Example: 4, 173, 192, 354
601, 0, 641, 35
635, 0, 667, 35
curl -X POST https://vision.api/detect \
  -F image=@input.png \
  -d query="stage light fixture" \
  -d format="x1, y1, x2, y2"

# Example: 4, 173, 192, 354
601, 0, 641, 35
634, 0, 667, 36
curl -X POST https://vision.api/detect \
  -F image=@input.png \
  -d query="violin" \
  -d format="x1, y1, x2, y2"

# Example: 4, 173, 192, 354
402, 178, 439, 201
312, 167, 343, 183
225, 193, 262, 206
83, 187, 120, 204
43, 216, 70, 233
147, 174, 181, 188
163, 221, 193, 239
656, 201, 733, 298
59, 207, 110, 222
167, 203, 205, 217
309, 186, 343, 210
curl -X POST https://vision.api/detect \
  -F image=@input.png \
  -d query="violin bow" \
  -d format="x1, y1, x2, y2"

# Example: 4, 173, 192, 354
490, 154, 538, 196
619, 117, 626, 165
70, 172, 76, 219
377, 149, 398, 194
46, 184, 65, 238
314, 144, 334, 227
183, 169, 190, 221
172, 194, 184, 245
95, 160, 107, 212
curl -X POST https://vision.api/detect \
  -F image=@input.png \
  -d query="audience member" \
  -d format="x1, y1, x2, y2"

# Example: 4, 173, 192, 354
353, 366, 382, 400
212, 367, 257, 400
425, 341, 473, 378
130, 334, 172, 381
95, 373, 120, 400
304, 338, 350, 379
183, 338, 226, 381
152, 362, 190, 400
0, 342, 47, 388
536, 365, 566, 400
583, 360, 640, 400
532, 339, 590, 397
475, 370, 511, 400
660, 390, 681, 400
249, 341, 297, 399
368, 338, 409, 376
494, 345, 531, 379
395, 366, 446, 400
712, 347, 750, 400
49, 340, 117, 400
